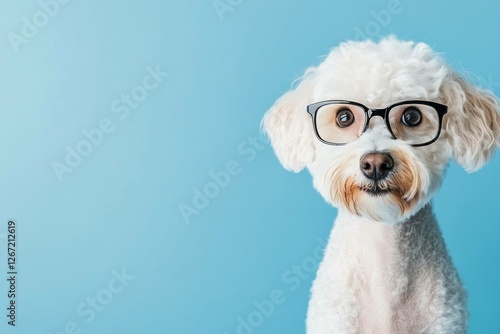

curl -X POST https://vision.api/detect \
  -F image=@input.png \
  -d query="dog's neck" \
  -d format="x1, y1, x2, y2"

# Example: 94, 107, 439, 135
323, 203, 448, 333
333, 202, 436, 240
329, 203, 442, 278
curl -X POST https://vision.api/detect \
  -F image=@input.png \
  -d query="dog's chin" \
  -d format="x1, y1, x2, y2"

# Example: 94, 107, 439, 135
353, 192, 408, 224
327, 169, 424, 224
344, 182, 422, 224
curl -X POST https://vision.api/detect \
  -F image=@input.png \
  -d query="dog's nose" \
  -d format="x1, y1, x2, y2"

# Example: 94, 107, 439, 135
360, 152, 394, 180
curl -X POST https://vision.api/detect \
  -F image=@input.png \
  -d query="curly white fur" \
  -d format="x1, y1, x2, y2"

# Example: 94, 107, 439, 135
262, 37, 500, 334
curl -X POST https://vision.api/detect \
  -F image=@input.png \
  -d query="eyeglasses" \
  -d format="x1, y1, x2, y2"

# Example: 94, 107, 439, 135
307, 100, 448, 147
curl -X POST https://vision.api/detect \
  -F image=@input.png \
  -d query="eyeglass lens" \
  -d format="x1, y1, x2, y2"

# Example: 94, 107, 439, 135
314, 102, 440, 145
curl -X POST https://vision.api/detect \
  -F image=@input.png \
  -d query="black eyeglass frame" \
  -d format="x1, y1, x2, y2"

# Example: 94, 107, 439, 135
306, 100, 448, 147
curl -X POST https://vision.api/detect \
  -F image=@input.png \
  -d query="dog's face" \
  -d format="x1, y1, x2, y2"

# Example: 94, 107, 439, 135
263, 37, 500, 223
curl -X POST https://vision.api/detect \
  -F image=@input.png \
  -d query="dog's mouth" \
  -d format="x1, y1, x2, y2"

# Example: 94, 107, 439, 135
359, 182, 392, 196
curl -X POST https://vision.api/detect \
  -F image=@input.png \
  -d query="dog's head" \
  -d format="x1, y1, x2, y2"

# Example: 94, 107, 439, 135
262, 37, 500, 223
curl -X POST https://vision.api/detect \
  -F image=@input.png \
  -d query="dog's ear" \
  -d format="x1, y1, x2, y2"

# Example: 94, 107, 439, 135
441, 73, 500, 172
261, 68, 317, 172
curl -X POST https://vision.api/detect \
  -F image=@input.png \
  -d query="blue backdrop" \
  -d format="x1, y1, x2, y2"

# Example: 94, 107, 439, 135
0, 0, 498, 333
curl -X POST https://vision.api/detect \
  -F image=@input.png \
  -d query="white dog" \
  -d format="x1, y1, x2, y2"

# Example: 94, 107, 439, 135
262, 37, 500, 334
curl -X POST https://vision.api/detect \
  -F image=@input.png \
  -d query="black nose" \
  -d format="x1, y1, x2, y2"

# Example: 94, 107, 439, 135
360, 152, 394, 180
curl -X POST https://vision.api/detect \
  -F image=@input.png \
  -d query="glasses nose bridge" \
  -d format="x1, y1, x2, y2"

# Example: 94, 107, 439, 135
367, 108, 387, 119
364, 108, 388, 129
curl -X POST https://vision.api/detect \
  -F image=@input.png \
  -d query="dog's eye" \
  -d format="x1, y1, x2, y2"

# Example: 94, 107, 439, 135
401, 107, 422, 127
336, 109, 355, 128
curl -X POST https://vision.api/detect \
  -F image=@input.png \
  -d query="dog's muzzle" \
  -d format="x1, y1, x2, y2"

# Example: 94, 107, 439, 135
360, 152, 394, 180
359, 152, 394, 195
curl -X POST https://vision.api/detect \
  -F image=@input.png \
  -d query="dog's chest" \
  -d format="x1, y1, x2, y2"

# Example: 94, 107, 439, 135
348, 220, 400, 333
315, 215, 436, 334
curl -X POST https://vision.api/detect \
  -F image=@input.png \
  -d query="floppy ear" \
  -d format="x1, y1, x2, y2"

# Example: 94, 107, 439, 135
441, 73, 500, 172
261, 68, 317, 172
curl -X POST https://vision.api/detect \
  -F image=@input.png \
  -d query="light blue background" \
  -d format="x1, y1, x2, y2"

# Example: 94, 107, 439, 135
0, 0, 499, 333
